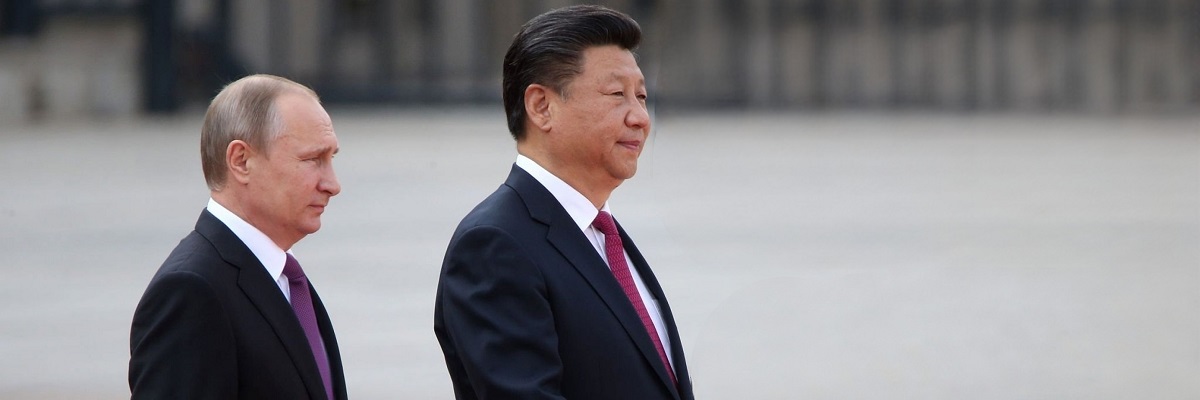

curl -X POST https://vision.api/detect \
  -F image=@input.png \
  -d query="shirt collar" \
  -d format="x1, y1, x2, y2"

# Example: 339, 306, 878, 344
515, 154, 612, 232
206, 198, 290, 282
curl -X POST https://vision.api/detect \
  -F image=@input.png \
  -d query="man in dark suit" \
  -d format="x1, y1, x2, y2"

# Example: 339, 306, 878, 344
434, 5, 694, 400
130, 74, 346, 400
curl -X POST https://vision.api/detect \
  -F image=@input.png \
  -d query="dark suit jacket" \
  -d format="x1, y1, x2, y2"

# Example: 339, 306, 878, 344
434, 166, 694, 400
130, 210, 347, 400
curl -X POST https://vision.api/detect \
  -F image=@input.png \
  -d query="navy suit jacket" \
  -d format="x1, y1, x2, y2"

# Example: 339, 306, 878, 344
129, 210, 347, 399
434, 166, 694, 400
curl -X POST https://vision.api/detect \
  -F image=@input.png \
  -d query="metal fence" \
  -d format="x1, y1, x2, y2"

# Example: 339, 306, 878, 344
4, 0, 1197, 113
651, 0, 1199, 112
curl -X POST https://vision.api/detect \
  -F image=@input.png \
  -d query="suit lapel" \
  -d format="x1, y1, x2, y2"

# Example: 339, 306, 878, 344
195, 210, 329, 400
619, 222, 690, 399
311, 284, 345, 399
506, 167, 680, 397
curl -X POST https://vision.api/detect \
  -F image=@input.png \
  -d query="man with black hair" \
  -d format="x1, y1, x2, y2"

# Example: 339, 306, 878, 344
434, 5, 694, 400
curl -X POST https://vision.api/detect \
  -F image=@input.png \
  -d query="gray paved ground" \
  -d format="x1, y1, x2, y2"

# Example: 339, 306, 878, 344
1, 109, 1197, 399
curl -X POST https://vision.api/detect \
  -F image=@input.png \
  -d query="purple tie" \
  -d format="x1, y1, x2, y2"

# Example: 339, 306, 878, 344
283, 254, 334, 400
592, 211, 677, 384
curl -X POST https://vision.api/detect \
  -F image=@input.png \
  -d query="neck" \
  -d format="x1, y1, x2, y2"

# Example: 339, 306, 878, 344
517, 146, 618, 209
211, 189, 298, 250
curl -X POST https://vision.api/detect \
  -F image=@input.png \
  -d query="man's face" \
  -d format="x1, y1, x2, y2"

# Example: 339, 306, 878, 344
244, 93, 340, 248
549, 45, 650, 187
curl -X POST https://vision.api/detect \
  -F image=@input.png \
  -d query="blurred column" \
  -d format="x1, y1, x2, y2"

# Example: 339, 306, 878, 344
434, 0, 483, 100
371, 0, 435, 98
143, 0, 176, 112
685, 0, 737, 104
1037, 0, 1088, 111
884, 0, 904, 106
1006, 0, 1050, 110
892, 0, 923, 106
627, 0, 664, 98
650, 0, 686, 105
914, 0, 936, 106
266, 0, 290, 76
925, 0, 969, 109
744, 0, 776, 107
1162, 0, 1192, 109
370, 1, 400, 87
960, 0, 982, 109
479, 1, 529, 91
231, 1, 270, 73
1057, 0, 1086, 110
1125, 0, 1172, 111
1080, 0, 1120, 112
806, 0, 833, 106
0, 0, 38, 121
968, 0, 996, 110
777, 0, 820, 107
1, 0, 39, 36
283, 0, 322, 82
988, 0, 1015, 109
723, 0, 750, 105
211, 0, 244, 86
856, 0, 892, 107
1038, 0, 1067, 110
319, 0, 396, 97
823, 0, 863, 106
0, 42, 33, 122
1189, 0, 1200, 104
1113, 0, 1132, 109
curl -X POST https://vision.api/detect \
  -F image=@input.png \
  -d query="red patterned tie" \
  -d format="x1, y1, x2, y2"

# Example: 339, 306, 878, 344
592, 211, 676, 384
283, 254, 335, 400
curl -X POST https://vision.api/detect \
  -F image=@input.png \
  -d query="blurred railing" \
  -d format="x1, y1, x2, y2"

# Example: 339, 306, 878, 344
0, 0, 144, 120
651, 0, 1198, 112
2, 0, 1197, 117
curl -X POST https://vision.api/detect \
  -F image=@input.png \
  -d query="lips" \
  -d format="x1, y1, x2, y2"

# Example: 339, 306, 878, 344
617, 140, 642, 151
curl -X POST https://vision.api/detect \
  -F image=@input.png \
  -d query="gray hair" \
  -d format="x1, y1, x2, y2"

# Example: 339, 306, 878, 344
200, 74, 318, 190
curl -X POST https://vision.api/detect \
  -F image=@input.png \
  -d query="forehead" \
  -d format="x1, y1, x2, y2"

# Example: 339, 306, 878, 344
576, 45, 643, 83
273, 93, 337, 147
276, 94, 332, 130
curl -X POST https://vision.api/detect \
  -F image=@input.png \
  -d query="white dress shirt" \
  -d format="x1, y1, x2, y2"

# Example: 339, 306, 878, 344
515, 155, 675, 368
206, 198, 293, 302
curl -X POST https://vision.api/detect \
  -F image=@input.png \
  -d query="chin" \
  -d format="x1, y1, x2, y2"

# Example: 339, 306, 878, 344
301, 221, 322, 235
619, 164, 639, 179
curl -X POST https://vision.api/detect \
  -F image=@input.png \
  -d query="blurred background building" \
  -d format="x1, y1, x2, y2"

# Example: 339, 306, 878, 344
0, 0, 1196, 122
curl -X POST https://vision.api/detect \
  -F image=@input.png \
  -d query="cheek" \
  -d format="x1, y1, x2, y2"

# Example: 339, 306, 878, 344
297, 167, 328, 194
267, 168, 304, 201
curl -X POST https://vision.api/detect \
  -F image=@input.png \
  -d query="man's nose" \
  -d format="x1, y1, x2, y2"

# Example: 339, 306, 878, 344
321, 165, 341, 196
626, 101, 650, 130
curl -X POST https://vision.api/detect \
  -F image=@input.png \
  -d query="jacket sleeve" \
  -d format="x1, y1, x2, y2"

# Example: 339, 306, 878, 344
438, 225, 566, 400
129, 270, 237, 399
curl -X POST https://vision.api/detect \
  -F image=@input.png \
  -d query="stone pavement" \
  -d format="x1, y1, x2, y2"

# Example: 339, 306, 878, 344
1, 109, 1197, 399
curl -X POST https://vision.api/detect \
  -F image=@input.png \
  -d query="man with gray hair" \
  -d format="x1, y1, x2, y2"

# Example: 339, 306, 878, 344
129, 74, 346, 399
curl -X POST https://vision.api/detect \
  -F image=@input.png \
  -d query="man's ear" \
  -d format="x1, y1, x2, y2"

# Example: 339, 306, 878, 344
525, 84, 553, 133
226, 140, 253, 185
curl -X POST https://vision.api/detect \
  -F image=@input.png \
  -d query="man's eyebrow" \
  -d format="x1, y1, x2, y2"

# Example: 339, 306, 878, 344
608, 71, 645, 83
302, 145, 338, 156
